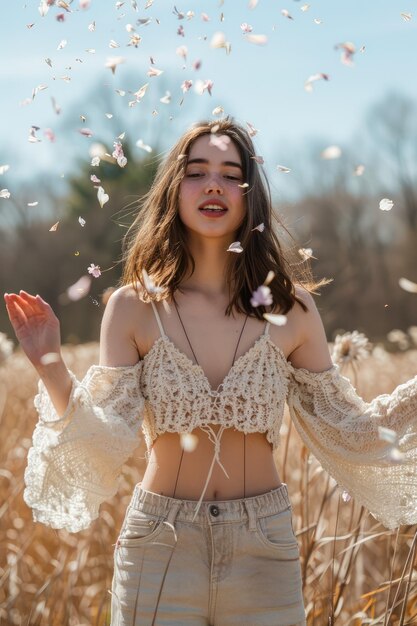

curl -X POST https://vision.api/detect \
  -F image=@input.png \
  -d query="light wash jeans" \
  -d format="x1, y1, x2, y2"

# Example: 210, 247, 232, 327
110, 483, 306, 626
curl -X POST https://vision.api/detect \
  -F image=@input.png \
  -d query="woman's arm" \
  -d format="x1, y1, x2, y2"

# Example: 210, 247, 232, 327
287, 287, 333, 372
285, 289, 417, 530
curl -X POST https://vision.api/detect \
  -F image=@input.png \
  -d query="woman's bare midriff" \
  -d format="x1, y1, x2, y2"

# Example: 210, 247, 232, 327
140, 424, 282, 501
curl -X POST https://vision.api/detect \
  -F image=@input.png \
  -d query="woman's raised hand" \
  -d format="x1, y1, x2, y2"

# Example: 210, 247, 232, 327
3, 291, 62, 371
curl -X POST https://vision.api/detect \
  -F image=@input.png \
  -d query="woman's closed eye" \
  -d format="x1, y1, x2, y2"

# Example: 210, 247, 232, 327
186, 172, 242, 181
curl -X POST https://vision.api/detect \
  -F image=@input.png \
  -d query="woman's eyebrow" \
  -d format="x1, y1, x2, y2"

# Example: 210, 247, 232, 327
187, 158, 242, 170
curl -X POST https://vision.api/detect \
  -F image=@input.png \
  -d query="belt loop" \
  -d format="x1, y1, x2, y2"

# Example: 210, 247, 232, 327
166, 501, 181, 527
244, 500, 257, 532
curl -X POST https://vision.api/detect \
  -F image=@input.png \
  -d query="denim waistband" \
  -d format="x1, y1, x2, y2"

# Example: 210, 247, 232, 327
129, 483, 291, 525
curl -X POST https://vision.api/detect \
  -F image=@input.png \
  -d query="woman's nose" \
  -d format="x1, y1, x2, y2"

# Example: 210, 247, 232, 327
204, 174, 223, 194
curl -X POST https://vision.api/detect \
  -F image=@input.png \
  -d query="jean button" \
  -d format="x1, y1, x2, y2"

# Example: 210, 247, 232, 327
209, 505, 220, 517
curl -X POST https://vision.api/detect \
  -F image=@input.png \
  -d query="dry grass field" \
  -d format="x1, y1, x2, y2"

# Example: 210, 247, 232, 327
0, 342, 416, 626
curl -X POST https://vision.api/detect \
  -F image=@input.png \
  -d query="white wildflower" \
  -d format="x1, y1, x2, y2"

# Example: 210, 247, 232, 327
331, 330, 372, 366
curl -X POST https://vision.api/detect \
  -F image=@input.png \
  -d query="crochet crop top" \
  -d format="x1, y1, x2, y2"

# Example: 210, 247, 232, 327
23, 300, 417, 533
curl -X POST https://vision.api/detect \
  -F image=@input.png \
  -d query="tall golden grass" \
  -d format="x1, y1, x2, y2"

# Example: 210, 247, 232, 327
0, 343, 416, 625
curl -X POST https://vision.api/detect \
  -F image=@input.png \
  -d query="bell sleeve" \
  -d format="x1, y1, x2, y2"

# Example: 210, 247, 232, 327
286, 363, 417, 530
23, 361, 144, 533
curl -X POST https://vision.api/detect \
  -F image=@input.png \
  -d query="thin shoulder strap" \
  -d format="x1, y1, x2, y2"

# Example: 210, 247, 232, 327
263, 320, 270, 335
150, 300, 166, 337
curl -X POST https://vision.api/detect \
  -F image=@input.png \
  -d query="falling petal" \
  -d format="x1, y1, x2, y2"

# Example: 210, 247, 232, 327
399, 277, 417, 293
180, 433, 199, 452
90, 175, 101, 183
105, 56, 125, 74
79, 216, 86, 226
304, 72, 329, 92
49, 221, 59, 231
212, 106, 224, 116
45, 58, 52, 67
388, 448, 405, 463
209, 134, 231, 151
227, 242, 244, 253
0, 165, 10, 175
301, 4, 310, 11
251, 155, 264, 164
281, 9, 294, 20
176, 45, 187, 59
277, 165, 291, 173
321, 145, 341, 159
379, 198, 394, 211
181, 79, 193, 93
246, 121, 258, 137
67, 275, 91, 301
341, 490, 351, 502
248, 0, 259, 8
238, 182, 249, 188
79, 128, 93, 137
245, 33, 267, 45
251, 223, 265, 232
240, 22, 253, 32
28, 201, 39, 207
160, 91, 171, 104
109, 40, 120, 48
264, 270, 275, 285
299, 248, 314, 260
263, 313, 287, 326
105, 113, 113, 118
88, 21, 95, 31
378, 426, 398, 445
136, 139, 153, 152
91, 156, 100, 166
44, 128, 55, 142
142, 269, 164, 294
40, 352, 62, 365
250, 285, 273, 307
133, 82, 149, 101
57, 39, 67, 50
0, 189, 11, 199
400, 12, 412, 22
354, 164, 365, 176
313, 18, 323, 24
97, 186, 109, 207
147, 66, 163, 77
195, 79, 213, 95
87, 263, 101, 278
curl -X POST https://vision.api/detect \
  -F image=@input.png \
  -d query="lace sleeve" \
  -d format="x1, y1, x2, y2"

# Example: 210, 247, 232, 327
287, 363, 417, 530
23, 361, 144, 533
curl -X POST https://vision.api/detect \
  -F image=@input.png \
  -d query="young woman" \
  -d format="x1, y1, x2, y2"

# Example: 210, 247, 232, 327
4, 118, 417, 626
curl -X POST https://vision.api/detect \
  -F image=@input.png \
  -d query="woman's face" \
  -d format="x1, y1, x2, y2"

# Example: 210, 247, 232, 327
178, 134, 246, 240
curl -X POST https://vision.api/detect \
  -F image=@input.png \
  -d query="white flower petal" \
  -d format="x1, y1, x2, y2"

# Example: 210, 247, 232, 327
399, 277, 417, 293
263, 313, 287, 326
97, 186, 109, 208
321, 145, 341, 160
227, 241, 244, 253
379, 198, 394, 211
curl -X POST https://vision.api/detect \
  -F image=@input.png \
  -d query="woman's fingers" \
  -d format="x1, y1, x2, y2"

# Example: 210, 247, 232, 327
7, 292, 37, 317
4, 295, 28, 330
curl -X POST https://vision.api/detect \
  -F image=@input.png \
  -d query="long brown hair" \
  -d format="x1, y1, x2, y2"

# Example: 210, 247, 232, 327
120, 118, 329, 319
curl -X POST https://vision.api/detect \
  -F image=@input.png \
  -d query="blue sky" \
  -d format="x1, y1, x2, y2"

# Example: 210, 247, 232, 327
1, 0, 416, 206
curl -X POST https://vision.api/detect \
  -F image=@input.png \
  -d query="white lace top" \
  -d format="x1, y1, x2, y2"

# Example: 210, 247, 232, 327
24, 301, 417, 533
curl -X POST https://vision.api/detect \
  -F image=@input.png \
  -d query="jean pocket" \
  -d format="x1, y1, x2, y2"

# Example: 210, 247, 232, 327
117, 508, 165, 547
255, 507, 300, 559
